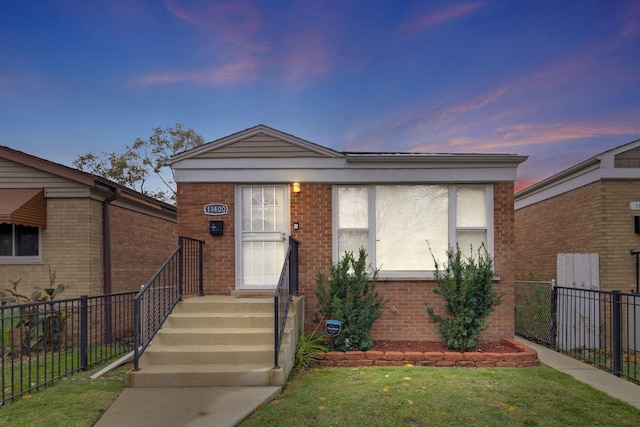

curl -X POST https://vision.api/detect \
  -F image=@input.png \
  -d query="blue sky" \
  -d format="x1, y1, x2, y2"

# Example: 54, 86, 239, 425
1, 0, 639, 191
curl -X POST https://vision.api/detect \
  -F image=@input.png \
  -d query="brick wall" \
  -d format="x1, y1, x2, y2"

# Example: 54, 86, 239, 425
515, 182, 598, 281
176, 182, 236, 294
0, 198, 103, 299
596, 180, 640, 292
177, 182, 517, 342
109, 205, 177, 293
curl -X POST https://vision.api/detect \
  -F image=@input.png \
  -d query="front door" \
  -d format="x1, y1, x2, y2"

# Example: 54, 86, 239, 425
237, 185, 289, 289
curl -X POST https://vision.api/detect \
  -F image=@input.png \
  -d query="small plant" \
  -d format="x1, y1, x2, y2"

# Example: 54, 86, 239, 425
314, 248, 387, 351
295, 327, 328, 369
1, 269, 67, 353
426, 244, 501, 351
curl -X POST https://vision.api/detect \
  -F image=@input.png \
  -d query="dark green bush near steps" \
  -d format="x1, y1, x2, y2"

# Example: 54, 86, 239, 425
427, 244, 501, 351
314, 248, 387, 351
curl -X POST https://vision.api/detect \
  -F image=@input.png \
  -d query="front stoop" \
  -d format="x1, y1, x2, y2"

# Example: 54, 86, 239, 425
125, 295, 303, 388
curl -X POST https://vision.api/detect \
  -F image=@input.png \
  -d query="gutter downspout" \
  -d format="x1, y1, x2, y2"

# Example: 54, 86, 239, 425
103, 188, 121, 295
102, 187, 121, 345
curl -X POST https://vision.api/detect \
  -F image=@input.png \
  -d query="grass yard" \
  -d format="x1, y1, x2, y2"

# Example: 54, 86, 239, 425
242, 365, 640, 427
0, 363, 128, 427
0, 362, 639, 426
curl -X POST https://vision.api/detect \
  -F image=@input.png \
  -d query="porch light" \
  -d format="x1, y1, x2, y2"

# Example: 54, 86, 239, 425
292, 182, 301, 193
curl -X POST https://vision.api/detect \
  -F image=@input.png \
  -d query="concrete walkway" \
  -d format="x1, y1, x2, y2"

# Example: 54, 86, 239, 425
517, 338, 640, 410
94, 386, 281, 427
95, 340, 639, 427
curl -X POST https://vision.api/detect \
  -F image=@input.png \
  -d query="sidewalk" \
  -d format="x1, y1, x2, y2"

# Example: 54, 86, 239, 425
516, 338, 640, 410
94, 386, 281, 427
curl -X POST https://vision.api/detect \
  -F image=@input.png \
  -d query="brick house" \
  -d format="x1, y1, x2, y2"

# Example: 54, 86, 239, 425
0, 146, 177, 298
169, 125, 527, 342
515, 138, 640, 292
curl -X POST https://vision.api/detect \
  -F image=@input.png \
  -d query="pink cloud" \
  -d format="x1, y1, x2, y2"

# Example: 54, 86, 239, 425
403, 2, 485, 35
163, 0, 269, 53
131, 58, 260, 86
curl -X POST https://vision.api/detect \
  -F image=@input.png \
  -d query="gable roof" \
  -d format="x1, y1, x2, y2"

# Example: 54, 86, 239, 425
515, 138, 640, 209
169, 124, 343, 163
0, 145, 176, 215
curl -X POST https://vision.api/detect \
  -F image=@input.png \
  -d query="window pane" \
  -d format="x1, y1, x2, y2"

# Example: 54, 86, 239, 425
457, 187, 486, 227
0, 223, 12, 256
456, 230, 487, 256
242, 187, 285, 231
338, 230, 368, 260
15, 225, 39, 256
338, 187, 368, 228
376, 185, 448, 271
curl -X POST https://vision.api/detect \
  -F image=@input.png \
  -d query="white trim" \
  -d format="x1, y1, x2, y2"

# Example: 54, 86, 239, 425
174, 166, 519, 184
235, 184, 290, 290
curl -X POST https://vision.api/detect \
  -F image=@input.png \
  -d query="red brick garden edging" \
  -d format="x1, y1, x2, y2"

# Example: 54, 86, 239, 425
313, 339, 540, 368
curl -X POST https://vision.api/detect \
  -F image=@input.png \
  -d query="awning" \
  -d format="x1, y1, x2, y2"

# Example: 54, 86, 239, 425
0, 188, 47, 228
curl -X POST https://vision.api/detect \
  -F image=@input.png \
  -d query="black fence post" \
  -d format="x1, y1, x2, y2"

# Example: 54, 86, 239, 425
550, 286, 558, 350
198, 239, 204, 296
612, 291, 622, 377
178, 236, 184, 300
80, 295, 88, 371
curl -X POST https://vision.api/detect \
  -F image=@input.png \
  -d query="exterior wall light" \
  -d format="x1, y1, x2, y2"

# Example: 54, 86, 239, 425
292, 182, 301, 193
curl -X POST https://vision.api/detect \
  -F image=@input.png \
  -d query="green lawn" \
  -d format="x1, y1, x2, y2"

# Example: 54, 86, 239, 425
242, 365, 640, 427
1, 363, 639, 427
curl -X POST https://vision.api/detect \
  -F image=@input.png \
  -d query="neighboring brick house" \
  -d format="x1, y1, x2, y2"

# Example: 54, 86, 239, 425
169, 125, 527, 342
515, 138, 640, 293
0, 146, 177, 299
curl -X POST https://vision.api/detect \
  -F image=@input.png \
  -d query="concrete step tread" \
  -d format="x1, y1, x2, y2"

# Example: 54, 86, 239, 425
135, 363, 276, 373
157, 327, 283, 334
146, 343, 276, 352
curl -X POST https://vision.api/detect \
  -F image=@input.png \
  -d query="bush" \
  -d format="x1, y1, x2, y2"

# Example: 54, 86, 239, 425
314, 248, 387, 351
426, 244, 501, 351
295, 328, 328, 369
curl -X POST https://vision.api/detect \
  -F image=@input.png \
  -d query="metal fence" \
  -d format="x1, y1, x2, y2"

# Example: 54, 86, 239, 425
0, 291, 136, 405
515, 281, 640, 383
515, 280, 554, 344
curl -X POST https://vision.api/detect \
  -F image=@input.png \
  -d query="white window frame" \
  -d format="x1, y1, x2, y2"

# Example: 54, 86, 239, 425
0, 223, 43, 263
332, 184, 493, 279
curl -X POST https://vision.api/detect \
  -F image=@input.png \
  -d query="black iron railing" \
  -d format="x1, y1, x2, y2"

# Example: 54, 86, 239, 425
552, 287, 639, 383
133, 236, 204, 370
0, 291, 136, 405
274, 237, 299, 368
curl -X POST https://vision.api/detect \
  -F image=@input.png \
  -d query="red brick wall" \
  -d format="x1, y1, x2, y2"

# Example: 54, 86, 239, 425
515, 182, 598, 281
110, 205, 177, 293
176, 181, 516, 342
176, 183, 236, 294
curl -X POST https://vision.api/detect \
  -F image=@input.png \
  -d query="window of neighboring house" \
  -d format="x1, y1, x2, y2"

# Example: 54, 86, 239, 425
0, 223, 41, 259
334, 184, 492, 277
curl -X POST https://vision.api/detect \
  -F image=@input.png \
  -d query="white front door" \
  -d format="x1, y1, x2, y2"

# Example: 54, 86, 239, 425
237, 185, 289, 289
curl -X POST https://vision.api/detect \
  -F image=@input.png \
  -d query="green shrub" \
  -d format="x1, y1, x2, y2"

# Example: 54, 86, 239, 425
426, 244, 501, 351
295, 328, 328, 369
314, 248, 387, 351
1, 270, 67, 352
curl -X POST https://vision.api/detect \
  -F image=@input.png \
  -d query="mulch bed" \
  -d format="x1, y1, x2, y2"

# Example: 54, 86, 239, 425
370, 340, 519, 353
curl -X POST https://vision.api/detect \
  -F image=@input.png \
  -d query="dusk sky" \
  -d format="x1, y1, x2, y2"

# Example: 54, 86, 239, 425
2, 1, 639, 191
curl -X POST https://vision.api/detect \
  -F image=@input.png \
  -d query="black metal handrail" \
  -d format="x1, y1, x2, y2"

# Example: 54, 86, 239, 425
274, 237, 299, 368
133, 236, 204, 370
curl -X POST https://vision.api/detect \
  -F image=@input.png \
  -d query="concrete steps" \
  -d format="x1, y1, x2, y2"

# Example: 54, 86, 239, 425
125, 295, 303, 388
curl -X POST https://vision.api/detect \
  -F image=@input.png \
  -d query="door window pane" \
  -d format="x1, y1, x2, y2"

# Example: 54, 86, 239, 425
242, 187, 285, 231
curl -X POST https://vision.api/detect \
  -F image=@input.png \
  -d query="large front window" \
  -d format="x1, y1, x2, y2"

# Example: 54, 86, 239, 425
335, 184, 492, 277
0, 223, 41, 259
